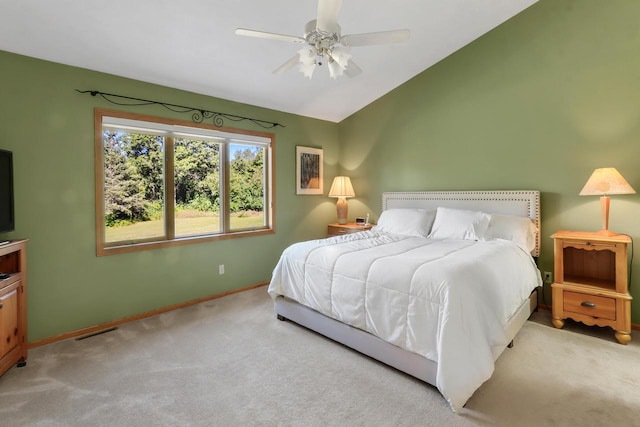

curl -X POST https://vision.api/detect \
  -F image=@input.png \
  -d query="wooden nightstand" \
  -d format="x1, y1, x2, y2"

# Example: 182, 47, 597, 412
327, 223, 372, 237
551, 230, 632, 344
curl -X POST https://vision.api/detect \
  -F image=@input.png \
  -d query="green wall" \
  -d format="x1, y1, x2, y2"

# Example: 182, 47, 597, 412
0, 51, 340, 341
2, 0, 640, 342
340, 0, 640, 323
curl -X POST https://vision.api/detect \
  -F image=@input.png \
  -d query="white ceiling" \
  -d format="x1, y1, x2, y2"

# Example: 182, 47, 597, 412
0, 0, 537, 123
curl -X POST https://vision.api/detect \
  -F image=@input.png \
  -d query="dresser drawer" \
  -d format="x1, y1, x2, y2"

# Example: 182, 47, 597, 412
563, 291, 616, 320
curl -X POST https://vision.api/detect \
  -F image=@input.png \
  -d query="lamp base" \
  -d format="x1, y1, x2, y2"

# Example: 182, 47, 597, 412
336, 197, 348, 225
597, 196, 627, 237
593, 229, 625, 238
600, 195, 610, 231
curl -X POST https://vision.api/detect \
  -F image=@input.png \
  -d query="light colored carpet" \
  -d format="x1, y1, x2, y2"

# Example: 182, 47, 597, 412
1, 287, 639, 426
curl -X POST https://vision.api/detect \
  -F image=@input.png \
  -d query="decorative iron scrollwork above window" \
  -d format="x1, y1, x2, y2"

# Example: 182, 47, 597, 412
76, 89, 285, 129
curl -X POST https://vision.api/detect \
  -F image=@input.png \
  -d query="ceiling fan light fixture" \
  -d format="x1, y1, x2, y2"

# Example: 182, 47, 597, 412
327, 60, 342, 79
300, 63, 316, 79
330, 44, 351, 67
298, 47, 316, 66
297, 47, 316, 78
236, 0, 410, 80
327, 44, 350, 79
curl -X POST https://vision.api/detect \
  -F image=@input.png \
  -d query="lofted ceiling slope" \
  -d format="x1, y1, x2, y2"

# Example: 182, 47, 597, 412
0, 0, 538, 123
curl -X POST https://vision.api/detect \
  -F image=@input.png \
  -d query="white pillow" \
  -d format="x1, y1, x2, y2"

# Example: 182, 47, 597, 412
372, 209, 436, 237
428, 207, 491, 241
484, 214, 538, 252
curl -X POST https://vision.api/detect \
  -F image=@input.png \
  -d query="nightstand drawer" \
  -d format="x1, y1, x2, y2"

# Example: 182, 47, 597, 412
563, 291, 616, 320
328, 225, 352, 235
327, 223, 372, 237
561, 239, 618, 251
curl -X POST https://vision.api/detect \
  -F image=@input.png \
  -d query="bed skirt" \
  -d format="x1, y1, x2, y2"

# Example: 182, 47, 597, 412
274, 289, 538, 396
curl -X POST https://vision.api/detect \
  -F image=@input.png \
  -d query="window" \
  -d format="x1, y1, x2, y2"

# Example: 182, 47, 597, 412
95, 109, 274, 255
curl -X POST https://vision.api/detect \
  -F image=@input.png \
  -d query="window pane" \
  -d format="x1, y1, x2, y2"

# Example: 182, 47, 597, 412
103, 130, 165, 243
96, 110, 275, 256
229, 143, 266, 230
174, 138, 221, 237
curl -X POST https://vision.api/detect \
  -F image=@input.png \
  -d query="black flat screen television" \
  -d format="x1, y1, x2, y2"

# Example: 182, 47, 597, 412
0, 149, 15, 234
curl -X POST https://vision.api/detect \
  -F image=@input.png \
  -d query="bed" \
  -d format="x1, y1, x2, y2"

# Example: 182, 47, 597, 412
268, 190, 542, 411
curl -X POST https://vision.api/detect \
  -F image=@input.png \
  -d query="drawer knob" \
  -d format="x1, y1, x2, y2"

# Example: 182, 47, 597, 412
581, 301, 596, 308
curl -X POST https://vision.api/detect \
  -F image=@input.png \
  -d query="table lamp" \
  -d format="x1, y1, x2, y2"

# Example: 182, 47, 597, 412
328, 176, 355, 224
579, 167, 636, 235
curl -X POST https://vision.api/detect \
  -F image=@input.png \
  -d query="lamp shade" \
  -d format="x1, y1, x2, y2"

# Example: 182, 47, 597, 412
329, 176, 356, 197
579, 168, 636, 196
328, 176, 355, 198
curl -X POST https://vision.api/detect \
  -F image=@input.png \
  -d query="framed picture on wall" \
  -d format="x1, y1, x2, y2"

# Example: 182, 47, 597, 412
296, 146, 323, 195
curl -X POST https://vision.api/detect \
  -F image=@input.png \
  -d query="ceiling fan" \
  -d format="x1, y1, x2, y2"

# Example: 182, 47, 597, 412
235, 0, 410, 79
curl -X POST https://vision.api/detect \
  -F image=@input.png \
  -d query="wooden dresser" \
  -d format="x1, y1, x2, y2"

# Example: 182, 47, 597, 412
0, 240, 28, 376
550, 230, 631, 344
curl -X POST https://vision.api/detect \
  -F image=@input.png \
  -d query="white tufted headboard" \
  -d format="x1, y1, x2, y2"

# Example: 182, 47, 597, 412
382, 190, 541, 257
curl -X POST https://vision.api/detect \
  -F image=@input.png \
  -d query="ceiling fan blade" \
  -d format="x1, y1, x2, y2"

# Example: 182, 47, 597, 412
316, 0, 343, 33
344, 59, 362, 78
273, 54, 301, 75
341, 29, 410, 47
235, 28, 305, 44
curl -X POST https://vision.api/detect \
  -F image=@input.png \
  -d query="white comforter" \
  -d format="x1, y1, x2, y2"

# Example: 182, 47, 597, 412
268, 231, 542, 411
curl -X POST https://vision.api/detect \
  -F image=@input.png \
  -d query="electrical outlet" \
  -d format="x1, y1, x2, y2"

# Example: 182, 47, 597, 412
219, 264, 225, 275
543, 271, 552, 284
